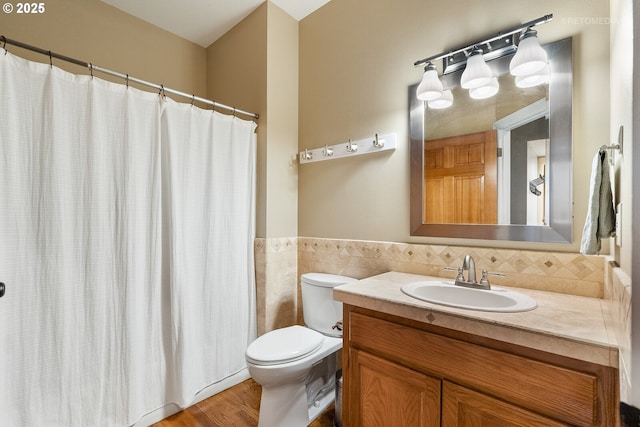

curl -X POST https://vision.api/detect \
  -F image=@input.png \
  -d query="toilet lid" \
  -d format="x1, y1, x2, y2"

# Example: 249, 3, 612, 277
246, 325, 324, 366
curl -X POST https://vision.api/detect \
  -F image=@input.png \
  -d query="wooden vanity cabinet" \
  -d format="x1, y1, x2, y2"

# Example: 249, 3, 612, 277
342, 305, 619, 427
351, 348, 441, 426
442, 381, 567, 426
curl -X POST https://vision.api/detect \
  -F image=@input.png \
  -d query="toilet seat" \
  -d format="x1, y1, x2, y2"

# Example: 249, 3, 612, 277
246, 325, 324, 366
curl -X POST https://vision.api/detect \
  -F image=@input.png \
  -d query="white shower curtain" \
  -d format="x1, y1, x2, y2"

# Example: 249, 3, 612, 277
161, 99, 257, 407
0, 51, 257, 426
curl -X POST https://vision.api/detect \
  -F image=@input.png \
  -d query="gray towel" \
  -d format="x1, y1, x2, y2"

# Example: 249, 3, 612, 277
580, 148, 616, 254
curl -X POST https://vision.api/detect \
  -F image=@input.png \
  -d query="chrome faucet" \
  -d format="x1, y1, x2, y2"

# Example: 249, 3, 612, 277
443, 255, 504, 290
454, 255, 490, 290
462, 254, 477, 284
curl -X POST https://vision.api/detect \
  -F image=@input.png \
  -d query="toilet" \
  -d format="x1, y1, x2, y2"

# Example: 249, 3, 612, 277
246, 273, 357, 427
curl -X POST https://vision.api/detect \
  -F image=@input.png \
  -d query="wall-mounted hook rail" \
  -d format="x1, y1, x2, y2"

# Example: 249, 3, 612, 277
373, 133, 385, 148
302, 148, 313, 161
299, 132, 396, 164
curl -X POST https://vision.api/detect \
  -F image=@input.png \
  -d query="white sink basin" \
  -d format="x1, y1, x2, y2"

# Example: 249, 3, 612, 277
400, 281, 537, 313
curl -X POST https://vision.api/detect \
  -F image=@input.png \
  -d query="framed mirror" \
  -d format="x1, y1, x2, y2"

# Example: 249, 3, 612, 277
410, 37, 573, 242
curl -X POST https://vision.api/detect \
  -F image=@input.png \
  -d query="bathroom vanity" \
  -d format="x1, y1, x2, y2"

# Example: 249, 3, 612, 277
333, 272, 619, 427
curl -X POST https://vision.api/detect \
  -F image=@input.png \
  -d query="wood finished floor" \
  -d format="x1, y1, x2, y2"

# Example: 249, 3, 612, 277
152, 379, 336, 427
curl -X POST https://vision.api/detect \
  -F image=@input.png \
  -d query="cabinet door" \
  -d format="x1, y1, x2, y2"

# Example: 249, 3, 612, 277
442, 381, 569, 427
349, 349, 440, 427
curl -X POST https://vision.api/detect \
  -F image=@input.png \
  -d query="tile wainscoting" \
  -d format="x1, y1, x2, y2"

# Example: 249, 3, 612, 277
605, 258, 632, 402
254, 237, 298, 336
255, 237, 608, 333
298, 237, 604, 298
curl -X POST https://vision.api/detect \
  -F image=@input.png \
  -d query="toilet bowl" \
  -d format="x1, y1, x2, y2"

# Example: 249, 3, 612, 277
246, 273, 356, 427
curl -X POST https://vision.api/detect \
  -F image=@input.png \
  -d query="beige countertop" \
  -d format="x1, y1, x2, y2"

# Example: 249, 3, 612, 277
333, 271, 618, 368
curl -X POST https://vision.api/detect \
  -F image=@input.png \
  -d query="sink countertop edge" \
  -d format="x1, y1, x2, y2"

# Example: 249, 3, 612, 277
333, 271, 618, 368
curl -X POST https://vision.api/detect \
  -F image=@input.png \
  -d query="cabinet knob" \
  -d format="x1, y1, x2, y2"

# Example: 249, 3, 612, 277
0, 282, 4, 298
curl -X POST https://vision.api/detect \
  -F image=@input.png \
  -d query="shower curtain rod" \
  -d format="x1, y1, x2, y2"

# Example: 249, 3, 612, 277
0, 35, 259, 120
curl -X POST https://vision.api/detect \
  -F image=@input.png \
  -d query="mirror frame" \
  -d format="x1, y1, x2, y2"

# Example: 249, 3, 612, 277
410, 37, 573, 243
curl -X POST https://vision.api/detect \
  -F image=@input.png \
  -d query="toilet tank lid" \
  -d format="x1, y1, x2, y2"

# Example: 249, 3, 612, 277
301, 273, 358, 288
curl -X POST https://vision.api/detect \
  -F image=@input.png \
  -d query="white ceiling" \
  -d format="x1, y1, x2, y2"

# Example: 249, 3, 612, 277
101, 0, 332, 48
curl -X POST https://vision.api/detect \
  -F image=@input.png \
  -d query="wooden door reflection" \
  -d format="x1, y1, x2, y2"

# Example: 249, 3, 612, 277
424, 130, 497, 224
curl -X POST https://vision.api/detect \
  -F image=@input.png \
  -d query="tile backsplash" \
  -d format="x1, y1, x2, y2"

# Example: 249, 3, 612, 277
298, 237, 604, 298
255, 236, 606, 334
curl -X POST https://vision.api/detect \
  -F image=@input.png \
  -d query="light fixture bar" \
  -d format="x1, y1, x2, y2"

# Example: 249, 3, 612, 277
413, 14, 553, 68
443, 36, 516, 74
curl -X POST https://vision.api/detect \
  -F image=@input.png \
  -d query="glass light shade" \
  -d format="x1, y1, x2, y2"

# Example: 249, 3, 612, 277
427, 89, 453, 109
515, 64, 550, 87
460, 50, 492, 89
416, 63, 443, 101
469, 77, 499, 99
510, 29, 548, 76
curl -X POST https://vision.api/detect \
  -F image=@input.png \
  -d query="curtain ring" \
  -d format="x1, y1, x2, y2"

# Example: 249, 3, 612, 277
159, 84, 165, 99
1, 36, 7, 55
191, 94, 195, 106
211, 101, 216, 113
125, 74, 129, 88
48, 50, 52, 68
88, 63, 94, 78
232, 107, 237, 117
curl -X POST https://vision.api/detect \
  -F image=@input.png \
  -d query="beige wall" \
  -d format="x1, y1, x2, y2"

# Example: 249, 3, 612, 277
298, 0, 610, 253
207, 4, 269, 236
206, 3, 266, 123
609, 0, 635, 406
0, 0, 207, 98
265, 3, 299, 238
207, 2, 298, 239
609, 0, 633, 273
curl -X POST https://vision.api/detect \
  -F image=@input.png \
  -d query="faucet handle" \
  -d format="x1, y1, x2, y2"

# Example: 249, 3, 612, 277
443, 266, 465, 282
479, 270, 506, 288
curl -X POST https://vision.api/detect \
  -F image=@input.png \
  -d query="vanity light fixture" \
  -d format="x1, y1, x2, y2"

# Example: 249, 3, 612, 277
509, 28, 548, 76
413, 14, 553, 102
460, 49, 493, 89
469, 77, 499, 99
416, 62, 444, 101
427, 89, 454, 109
515, 63, 550, 88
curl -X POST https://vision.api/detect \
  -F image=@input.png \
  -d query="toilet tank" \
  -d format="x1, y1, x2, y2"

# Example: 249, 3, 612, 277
301, 273, 357, 337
